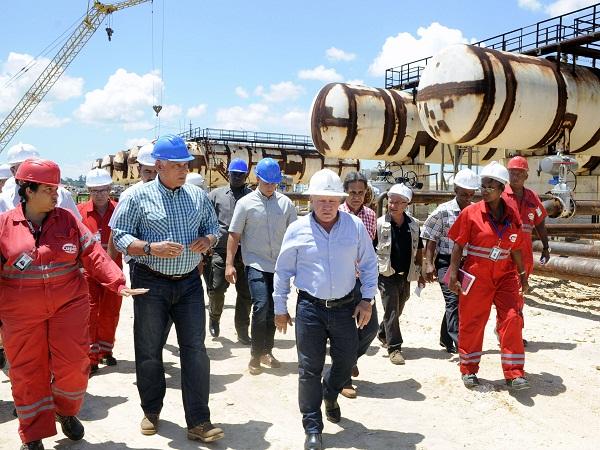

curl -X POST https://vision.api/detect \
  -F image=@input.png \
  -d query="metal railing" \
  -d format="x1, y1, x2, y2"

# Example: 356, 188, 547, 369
180, 127, 315, 150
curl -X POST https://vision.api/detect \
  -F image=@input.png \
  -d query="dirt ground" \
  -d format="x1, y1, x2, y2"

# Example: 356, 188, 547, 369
1, 274, 599, 450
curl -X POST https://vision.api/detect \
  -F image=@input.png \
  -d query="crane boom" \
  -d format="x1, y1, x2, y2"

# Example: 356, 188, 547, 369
0, 0, 151, 153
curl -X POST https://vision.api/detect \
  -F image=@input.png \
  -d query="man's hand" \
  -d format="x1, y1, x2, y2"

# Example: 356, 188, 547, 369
120, 288, 149, 296
275, 313, 293, 334
151, 241, 184, 258
225, 264, 237, 284
423, 260, 436, 283
353, 300, 372, 329
448, 270, 461, 295
189, 236, 211, 254
520, 274, 530, 295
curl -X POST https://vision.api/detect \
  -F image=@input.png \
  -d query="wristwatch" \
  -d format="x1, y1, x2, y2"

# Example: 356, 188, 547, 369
362, 298, 375, 305
143, 242, 152, 256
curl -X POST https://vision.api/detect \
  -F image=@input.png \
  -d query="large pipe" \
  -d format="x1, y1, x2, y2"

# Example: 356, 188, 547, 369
532, 240, 600, 258
533, 252, 600, 284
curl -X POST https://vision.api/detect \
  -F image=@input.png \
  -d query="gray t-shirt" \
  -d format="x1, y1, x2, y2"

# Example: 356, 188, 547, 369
229, 189, 297, 272
208, 185, 252, 250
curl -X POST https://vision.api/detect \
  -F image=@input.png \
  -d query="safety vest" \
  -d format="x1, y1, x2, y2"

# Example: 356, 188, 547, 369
376, 213, 420, 281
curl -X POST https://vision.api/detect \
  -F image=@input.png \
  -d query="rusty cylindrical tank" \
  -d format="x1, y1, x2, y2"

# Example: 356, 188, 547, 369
416, 44, 600, 154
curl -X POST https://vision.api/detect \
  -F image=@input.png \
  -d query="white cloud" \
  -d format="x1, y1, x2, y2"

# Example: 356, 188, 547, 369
187, 103, 207, 119
280, 109, 310, 134
545, 0, 596, 15
215, 103, 270, 131
235, 86, 249, 98
255, 81, 304, 103
298, 65, 343, 82
518, 0, 542, 10
125, 137, 152, 148
27, 102, 71, 128
158, 104, 183, 121
368, 22, 474, 76
346, 79, 365, 86
60, 159, 94, 179
326, 47, 356, 62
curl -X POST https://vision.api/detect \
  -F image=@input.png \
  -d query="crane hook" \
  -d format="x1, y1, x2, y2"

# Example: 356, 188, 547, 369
105, 27, 114, 41
153, 105, 162, 116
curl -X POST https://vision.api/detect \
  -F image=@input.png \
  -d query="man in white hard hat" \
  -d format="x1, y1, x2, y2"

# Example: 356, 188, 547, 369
375, 183, 424, 365
421, 168, 479, 354
0, 164, 11, 192
185, 172, 205, 189
0, 142, 81, 219
273, 169, 377, 450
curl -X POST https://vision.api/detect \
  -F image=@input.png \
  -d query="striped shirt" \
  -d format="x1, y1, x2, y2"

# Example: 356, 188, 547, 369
111, 177, 220, 275
420, 198, 462, 256
339, 202, 377, 240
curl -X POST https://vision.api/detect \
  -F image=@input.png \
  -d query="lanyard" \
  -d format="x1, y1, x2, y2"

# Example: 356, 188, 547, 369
488, 213, 509, 242
26, 220, 42, 246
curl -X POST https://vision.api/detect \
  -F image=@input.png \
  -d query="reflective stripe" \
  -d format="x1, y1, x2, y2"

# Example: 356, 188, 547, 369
3, 261, 73, 273
466, 250, 510, 260
81, 239, 93, 251
1, 265, 79, 280
467, 244, 510, 255
80, 233, 92, 243
460, 351, 483, 358
501, 359, 525, 365
18, 403, 55, 420
52, 386, 86, 400
501, 353, 525, 358
15, 396, 54, 413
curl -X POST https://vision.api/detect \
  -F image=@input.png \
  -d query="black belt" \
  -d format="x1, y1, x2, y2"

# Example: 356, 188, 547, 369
298, 290, 354, 308
134, 263, 197, 281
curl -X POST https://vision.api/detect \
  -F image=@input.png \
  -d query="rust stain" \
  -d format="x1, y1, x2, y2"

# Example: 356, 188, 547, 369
407, 131, 438, 160
482, 147, 497, 161
341, 83, 358, 151
581, 155, 600, 171
440, 98, 454, 109
423, 102, 429, 118
429, 109, 436, 120
375, 88, 395, 156
437, 120, 450, 133
387, 89, 408, 156
310, 83, 335, 154
417, 80, 487, 102
563, 112, 578, 130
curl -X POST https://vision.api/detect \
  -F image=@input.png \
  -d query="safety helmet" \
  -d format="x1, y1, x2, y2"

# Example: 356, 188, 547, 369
186, 172, 205, 187
480, 161, 509, 185
0, 164, 11, 180
151, 135, 194, 162
228, 158, 248, 173
15, 159, 61, 186
85, 168, 112, 188
136, 143, 156, 167
507, 156, 529, 171
304, 169, 348, 197
7, 143, 40, 166
453, 168, 480, 190
388, 183, 412, 201
255, 158, 282, 184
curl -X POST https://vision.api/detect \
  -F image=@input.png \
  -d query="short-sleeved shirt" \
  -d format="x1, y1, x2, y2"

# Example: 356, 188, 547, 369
108, 181, 144, 229
421, 198, 462, 256
390, 213, 423, 274
229, 189, 297, 273
208, 185, 252, 250
339, 202, 376, 240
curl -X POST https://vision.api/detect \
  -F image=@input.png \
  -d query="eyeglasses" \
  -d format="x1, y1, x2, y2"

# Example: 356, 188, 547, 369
89, 188, 110, 195
480, 186, 498, 193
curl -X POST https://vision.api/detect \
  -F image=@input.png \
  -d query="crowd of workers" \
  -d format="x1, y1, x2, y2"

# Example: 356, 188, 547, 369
0, 135, 549, 450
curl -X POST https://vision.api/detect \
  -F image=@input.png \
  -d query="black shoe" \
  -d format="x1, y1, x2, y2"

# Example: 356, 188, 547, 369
100, 355, 117, 366
56, 414, 85, 441
237, 332, 251, 345
522, 339, 528, 347
324, 399, 341, 423
12, 406, 17, 418
439, 342, 457, 354
0, 348, 6, 369
209, 320, 220, 338
20, 441, 44, 450
304, 433, 323, 450
89, 364, 99, 377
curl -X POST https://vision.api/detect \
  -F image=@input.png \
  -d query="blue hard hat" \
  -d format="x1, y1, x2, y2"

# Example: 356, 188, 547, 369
228, 158, 248, 173
152, 134, 194, 162
255, 158, 282, 184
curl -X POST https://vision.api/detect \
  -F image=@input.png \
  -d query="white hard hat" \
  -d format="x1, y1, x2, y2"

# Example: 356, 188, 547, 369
186, 172, 205, 187
453, 168, 480, 190
7, 143, 40, 166
304, 169, 348, 197
480, 161, 509, 185
388, 183, 412, 201
85, 168, 112, 188
136, 143, 156, 167
0, 164, 11, 180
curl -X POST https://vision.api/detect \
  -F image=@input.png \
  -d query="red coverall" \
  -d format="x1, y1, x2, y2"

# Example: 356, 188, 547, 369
448, 200, 526, 380
77, 199, 123, 365
502, 185, 547, 276
0, 206, 125, 443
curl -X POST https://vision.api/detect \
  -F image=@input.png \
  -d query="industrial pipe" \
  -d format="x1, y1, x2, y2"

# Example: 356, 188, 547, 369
532, 240, 600, 258
532, 252, 600, 284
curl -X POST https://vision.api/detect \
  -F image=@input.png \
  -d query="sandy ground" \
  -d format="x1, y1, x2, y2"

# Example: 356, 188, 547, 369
1, 274, 599, 450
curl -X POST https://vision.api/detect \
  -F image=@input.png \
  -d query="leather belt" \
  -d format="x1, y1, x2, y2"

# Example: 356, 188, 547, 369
298, 290, 354, 308
134, 263, 197, 281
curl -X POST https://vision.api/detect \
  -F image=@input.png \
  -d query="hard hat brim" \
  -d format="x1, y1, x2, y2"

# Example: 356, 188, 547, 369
481, 175, 508, 185
304, 189, 348, 197
155, 155, 195, 162
453, 181, 479, 190
228, 169, 248, 173
257, 174, 283, 184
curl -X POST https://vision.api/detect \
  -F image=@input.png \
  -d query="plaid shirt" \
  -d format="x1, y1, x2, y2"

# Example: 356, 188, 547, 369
339, 202, 377, 240
420, 198, 462, 256
112, 177, 220, 275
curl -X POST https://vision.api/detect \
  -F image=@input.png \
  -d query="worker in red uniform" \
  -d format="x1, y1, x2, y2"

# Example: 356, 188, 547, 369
447, 161, 531, 391
78, 168, 123, 374
0, 159, 145, 450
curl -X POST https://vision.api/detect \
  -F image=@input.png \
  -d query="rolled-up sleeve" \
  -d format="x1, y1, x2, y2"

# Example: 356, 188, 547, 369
273, 226, 299, 315
356, 223, 378, 299
111, 194, 142, 253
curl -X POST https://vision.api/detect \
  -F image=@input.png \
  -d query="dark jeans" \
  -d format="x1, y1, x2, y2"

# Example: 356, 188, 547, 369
204, 249, 252, 335
295, 294, 358, 433
245, 267, 276, 358
436, 255, 459, 348
377, 273, 410, 353
131, 265, 211, 428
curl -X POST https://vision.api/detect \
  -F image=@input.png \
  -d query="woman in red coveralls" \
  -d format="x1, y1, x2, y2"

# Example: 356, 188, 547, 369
447, 161, 531, 391
0, 159, 146, 450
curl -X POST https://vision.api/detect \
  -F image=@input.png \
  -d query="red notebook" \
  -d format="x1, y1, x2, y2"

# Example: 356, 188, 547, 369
442, 268, 476, 295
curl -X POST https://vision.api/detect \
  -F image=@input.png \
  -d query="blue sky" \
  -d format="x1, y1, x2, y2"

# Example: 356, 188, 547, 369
1, 0, 596, 177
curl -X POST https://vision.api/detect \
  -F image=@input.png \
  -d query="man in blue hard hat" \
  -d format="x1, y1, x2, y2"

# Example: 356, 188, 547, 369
204, 158, 253, 344
111, 134, 225, 443
226, 157, 297, 375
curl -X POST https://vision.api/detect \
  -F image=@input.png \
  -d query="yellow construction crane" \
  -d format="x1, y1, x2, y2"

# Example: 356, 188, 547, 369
0, 0, 152, 153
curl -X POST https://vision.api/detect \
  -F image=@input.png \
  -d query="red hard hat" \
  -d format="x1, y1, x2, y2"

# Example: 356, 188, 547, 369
507, 156, 529, 171
15, 158, 61, 186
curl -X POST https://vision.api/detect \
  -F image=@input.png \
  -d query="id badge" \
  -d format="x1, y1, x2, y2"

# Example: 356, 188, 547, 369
13, 252, 34, 271
489, 247, 501, 261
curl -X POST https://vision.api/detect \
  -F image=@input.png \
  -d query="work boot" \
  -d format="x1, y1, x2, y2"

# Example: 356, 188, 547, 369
89, 364, 99, 377
260, 353, 281, 368
304, 432, 323, 450
506, 377, 531, 391
248, 356, 262, 375
351, 365, 359, 378
56, 414, 85, 441
140, 413, 160, 435
389, 350, 405, 365
462, 374, 481, 389
209, 319, 220, 338
20, 441, 44, 450
340, 384, 357, 399
237, 331, 251, 346
100, 355, 117, 366
439, 341, 457, 354
187, 421, 224, 443
0, 347, 6, 369
324, 399, 341, 423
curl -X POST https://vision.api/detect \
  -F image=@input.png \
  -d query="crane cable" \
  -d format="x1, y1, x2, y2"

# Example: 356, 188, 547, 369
151, 0, 165, 136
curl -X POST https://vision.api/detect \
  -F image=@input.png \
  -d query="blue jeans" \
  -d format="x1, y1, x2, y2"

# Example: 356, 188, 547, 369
295, 294, 358, 433
245, 267, 276, 358
131, 265, 211, 428
436, 255, 459, 348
